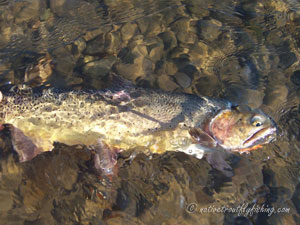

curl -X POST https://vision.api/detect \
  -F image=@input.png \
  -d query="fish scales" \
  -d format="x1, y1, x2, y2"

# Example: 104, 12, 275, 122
0, 88, 229, 154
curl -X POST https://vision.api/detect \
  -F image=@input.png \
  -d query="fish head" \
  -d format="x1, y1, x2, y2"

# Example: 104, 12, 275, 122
208, 106, 277, 151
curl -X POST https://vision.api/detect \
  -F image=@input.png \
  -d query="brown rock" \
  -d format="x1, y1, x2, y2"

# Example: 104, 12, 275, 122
157, 74, 179, 91
121, 23, 137, 42
174, 72, 192, 89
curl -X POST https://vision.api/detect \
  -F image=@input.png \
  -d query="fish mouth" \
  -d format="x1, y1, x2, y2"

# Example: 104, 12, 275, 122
242, 126, 277, 148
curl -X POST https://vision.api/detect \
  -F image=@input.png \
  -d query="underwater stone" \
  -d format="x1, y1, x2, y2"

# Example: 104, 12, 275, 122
158, 31, 177, 50
155, 61, 178, 76
171, 17, 197, 44
104, 31, 122, 55
291, 70, 300, 86
73, 38, 86, 53
49, 0, 67, 15
197, 19, 222, 42
52, 48, 76, 77
148, 42, 164, 62
157, 74, 179, 91
83, 28, 108, 42
14, 0, 40, 24
263, 84, 288, 108
279, 52, 297, 70
174, 72, 192, 89
184, 1, 210, 18
83, 56, 117, 78
137, 15, 164, 37
84, 34, 106, 55
121, 23, 137, 42
194, 76, 222, 97
114, 60, 144, 81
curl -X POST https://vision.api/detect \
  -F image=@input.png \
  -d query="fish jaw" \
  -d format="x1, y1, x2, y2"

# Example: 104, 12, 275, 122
241, 125, 277, 149
232, 144, 263, 154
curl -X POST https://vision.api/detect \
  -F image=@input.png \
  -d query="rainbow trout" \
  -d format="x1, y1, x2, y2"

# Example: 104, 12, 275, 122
0, 83, 277, 175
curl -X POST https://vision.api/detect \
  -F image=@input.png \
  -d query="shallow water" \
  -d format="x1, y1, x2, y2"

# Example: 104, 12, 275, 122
0, 0, 300, 224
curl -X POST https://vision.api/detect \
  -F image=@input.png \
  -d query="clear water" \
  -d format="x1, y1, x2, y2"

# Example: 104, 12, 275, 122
0, 0, 300, 224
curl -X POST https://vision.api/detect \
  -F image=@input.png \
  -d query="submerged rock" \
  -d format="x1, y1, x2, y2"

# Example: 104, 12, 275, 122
174, 72, 192, 89
83, 56, 117, 78
148, 42, 164, 62
263, 84, 289, 110
197, 19, 223, 42
137, 15, 164, 37
158, 31, 178, 50
14, 0, 41, 24
155, 60, 178, 76
121, 23, 137, 42
157, 74, 179, 91
171, 17, 197, 45
291, 70, 300, 86
279, 52, 297, 70
24, 53, 53, 86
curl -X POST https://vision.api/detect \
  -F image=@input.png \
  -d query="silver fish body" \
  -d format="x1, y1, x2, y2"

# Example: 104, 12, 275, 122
0, 87, 276, 161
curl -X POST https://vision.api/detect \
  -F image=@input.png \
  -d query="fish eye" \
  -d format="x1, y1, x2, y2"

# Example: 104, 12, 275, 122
253, 121, 262, 127
250, 115, 265, 127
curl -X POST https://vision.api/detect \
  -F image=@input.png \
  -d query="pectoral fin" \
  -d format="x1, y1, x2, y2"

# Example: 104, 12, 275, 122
205, 151, 234, 177
189, 128, 217, 148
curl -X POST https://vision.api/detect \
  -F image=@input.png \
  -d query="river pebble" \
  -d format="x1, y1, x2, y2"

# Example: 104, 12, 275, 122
291, 70, 300, 86
197, 19, 223, 42
157, 74, 179, 91
174, 72, 192, 89
83, 56, 117, 78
